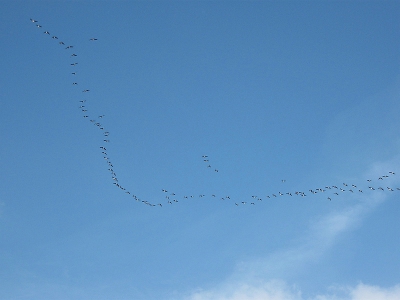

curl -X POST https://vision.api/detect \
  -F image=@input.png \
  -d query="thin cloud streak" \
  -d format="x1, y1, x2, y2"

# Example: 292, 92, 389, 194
186, 282, 400, 300
234, 180, 389, 282
185, 156, 400, 300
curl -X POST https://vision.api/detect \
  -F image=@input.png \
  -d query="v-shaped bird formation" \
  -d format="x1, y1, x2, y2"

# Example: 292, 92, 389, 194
30, 19, 399, 207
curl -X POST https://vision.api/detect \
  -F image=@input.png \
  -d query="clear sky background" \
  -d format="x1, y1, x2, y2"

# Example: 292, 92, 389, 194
1, 1, 400, 299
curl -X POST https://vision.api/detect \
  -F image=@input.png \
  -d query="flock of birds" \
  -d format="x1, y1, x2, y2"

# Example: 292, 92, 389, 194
31, 18, 399, 207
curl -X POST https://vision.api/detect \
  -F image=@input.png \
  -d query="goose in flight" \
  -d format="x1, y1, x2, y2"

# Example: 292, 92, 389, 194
30, 18, 38, 22
90, 38, 98, 41
36, 24, 42, 28
44, 31, 50, 35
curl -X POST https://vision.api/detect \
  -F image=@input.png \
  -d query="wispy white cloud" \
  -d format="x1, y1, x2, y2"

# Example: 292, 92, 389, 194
186, 281, 400, 300
347, 283, 400, 300
184, 156, 400, 300
232, 185, 387, 283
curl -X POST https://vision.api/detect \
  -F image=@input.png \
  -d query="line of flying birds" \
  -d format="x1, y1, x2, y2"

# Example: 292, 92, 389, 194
31, 18, 399, 207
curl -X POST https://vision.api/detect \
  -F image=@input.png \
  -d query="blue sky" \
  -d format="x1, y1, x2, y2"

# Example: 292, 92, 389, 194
1, 1, 400, 299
